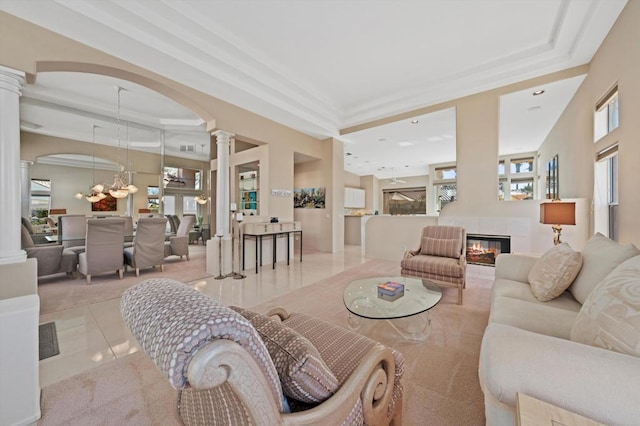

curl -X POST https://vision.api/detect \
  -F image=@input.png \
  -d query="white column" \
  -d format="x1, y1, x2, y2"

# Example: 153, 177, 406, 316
0, 66, 26, 265
207, 130, 234, 275
20, 161, 33, 219
213, 130, 233, 237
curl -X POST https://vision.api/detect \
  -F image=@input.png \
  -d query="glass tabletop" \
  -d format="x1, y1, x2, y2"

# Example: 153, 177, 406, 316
343, 276, 442, 320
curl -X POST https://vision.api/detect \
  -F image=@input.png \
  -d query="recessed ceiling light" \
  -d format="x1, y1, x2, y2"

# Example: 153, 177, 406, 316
398, 141, 413, 147
345, 152, 352, 156
427, 136, 443, 142
528, 106, 542, 111
532, 90, 545, 96
378, 138, 387, 142
411, 120, 419, 124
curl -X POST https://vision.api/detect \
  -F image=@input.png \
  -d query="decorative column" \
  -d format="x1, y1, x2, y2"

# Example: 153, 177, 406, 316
0, 66, 27, 264
20, 160, 33, 219
206, 130, 234, 275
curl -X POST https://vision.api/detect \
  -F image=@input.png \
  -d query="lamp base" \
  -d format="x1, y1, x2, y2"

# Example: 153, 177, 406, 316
552, 224, 563, 245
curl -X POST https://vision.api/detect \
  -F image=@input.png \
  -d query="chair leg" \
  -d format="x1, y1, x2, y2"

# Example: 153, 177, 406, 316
118, 269, 124, 279
160, 264, 165, 272
457, 285, 463, 305
86, 275, 91, 285
135, 268, 140, 277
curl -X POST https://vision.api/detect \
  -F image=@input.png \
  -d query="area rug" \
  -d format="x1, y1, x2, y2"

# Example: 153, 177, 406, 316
39, 322, 60, 361
38, 261, 494, 425
37, 246, 209, 315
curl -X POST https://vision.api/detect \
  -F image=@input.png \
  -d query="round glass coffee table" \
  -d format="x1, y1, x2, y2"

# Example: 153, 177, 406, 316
343, 276, 442, 341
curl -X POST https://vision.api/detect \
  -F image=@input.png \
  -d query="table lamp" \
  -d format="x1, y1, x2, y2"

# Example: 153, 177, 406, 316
540, 201, 576, 245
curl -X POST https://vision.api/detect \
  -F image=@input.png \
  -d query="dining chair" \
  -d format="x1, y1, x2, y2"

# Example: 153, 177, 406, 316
78, 218, 125, 284
124, 217, 168, 276
57, 215, 88, 252
165, 215, 196, 261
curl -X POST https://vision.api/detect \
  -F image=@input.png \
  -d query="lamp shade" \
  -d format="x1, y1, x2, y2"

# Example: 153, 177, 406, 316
540, 202, 576, 225
49, 208, 67, 215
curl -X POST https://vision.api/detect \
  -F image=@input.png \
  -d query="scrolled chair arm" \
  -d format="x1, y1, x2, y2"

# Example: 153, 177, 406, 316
281, 344, 401, 426
187, 339, 283, 425
120, 278, 284, 413
403, 248, 420, 260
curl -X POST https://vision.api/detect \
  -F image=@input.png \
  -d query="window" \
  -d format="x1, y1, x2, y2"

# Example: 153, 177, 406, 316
510, 158, 533, 174
431, 164, 456, 213
594, 145, 618, 240
382, 188, 427, 215
30, 179, 51, 221
147, 186, 160, 212
163, 166, 202, 190
183, 196, 198, 215
497, 154, 535, 200
594, 86, 619, 141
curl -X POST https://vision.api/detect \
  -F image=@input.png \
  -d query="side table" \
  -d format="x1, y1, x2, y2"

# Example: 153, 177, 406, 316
516, 393, 605, 426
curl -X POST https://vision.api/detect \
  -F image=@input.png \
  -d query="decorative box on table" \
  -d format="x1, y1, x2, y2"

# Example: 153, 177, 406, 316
377, 281, 405, 302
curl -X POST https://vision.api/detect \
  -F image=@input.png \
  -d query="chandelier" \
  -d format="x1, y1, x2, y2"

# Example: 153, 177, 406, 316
74, 124, 107, 202
109, 86, 138, 199
194, 144, 210, 204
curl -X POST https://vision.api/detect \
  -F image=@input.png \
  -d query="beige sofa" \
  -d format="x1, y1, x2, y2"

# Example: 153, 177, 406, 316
478, 233, 640, 425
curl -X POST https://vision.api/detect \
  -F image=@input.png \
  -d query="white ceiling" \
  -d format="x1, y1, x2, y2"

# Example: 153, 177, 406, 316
1, 0, 626, 177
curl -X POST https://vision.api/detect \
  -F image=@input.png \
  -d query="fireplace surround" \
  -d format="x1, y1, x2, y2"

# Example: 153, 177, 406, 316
466, 233, 511, 266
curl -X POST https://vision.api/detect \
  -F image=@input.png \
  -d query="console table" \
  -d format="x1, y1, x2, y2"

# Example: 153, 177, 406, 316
241, 221, 302, 273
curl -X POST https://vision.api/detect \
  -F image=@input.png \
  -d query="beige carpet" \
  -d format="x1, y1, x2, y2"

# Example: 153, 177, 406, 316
37, 246, 210, 315
38, 259, 493, 425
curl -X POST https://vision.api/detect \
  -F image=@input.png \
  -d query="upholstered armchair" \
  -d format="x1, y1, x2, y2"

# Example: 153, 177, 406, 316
121, 278, 404, 426
401, 225, 467, 304
20, 224, 77, 278
21, 217, 51, 245
124, 217, 168, 276
164, 215, 196, 261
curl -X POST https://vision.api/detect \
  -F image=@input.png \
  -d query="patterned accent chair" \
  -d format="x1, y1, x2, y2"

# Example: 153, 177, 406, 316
121, 278, 404, 426
401, 225, 467, 304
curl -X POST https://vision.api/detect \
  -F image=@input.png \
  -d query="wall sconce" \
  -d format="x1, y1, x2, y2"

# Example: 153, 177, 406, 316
540, 201, 576, 245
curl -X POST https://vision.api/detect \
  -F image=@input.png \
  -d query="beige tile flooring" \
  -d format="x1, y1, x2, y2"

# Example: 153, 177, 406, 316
39, 245, 370, 387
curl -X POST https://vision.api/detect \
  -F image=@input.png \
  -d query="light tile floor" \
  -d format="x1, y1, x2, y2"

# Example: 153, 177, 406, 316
39, 245, 369, 387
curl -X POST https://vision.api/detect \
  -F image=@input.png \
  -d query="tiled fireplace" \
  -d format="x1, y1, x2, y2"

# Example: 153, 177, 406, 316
466, 233, 511, 266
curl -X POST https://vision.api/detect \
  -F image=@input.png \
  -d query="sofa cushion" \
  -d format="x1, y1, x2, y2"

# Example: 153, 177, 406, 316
489, 295, 580, 339
528, 243, 583, 302
401, 255, 464, 281
230, 306, 339, 404
491, 279, 582, 312
420, 237, 461, 258
570, 233, 640, 304
570, 255, 640, 357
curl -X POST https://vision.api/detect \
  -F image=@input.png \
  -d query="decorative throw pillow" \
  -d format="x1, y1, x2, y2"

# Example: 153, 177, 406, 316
528, 243, 583, 302
230, 306, 339, 403
569, 233, 640, 304
421, 237, 461, 258
570, 255, 640, 357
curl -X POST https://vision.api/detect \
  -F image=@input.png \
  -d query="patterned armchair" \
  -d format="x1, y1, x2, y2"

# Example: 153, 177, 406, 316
121, 278, 404, 426
401, 225, 467, 304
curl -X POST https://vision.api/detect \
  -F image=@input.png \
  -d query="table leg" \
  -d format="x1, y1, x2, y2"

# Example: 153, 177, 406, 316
272, 234, 276, 269
286, 232, 290, 265
386, 311, 432, 341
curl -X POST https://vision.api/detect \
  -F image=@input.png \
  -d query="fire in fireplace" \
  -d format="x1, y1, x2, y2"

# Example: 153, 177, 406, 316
466, 233, 511, 266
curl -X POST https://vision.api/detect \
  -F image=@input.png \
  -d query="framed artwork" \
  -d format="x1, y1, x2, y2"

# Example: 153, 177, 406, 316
546, 155, 559, 200
294, 187, 326, 208
92, 194, 117, 211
